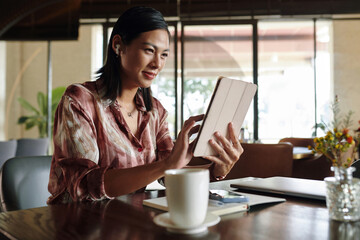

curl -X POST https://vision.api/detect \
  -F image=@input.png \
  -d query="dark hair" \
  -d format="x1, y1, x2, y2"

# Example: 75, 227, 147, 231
96, 6, 170, 111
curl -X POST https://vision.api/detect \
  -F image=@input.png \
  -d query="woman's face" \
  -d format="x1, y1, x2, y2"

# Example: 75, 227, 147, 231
119, 29, 170, 89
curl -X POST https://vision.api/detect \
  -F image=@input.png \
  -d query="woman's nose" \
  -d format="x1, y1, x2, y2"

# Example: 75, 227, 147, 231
150, 55, 161, 69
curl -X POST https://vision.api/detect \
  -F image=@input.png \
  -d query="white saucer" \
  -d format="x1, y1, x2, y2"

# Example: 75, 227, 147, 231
153, 212, 220, 235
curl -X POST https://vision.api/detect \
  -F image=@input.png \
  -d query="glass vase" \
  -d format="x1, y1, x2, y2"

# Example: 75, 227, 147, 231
324, 166, 360, 222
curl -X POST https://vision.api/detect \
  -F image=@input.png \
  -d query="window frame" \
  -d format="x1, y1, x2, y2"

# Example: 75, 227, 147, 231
97, 18, 328, 142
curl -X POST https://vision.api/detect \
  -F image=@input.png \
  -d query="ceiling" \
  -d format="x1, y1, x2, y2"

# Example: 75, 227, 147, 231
80, 0, 360, 18
1, 0, 360, 40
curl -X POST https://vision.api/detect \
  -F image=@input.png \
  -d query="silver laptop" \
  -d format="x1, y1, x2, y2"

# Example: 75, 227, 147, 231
230, 176, 326, 200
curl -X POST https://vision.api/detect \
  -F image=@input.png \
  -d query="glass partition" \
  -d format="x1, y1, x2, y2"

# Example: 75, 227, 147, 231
258, 21, 318, 142
182, 24, 254, 140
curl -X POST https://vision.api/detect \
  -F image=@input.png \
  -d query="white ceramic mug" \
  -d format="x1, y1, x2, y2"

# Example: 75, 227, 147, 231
165, 168, 209, 228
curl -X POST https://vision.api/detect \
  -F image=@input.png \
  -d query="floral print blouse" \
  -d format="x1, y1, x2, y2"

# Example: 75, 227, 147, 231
47, 79, 173, 204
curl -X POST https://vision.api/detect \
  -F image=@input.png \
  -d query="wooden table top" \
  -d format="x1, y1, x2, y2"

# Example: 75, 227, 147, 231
293, 146, 315, 160
0, 179, 358, 240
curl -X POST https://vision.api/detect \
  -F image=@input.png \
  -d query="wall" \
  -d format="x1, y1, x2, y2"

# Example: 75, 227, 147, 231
3, 25, 93, 140
333, 20, 360, 130
0, 42, 5, 140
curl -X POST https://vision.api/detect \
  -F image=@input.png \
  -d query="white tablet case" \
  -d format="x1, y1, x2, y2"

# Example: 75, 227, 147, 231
193, 77, 257, 157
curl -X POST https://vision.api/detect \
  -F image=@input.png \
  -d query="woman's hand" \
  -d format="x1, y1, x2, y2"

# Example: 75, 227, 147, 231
166, 114, 204, 169
203, 122, 243, 178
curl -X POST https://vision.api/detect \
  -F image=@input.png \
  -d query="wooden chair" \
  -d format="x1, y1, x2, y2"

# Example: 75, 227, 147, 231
225, 142, 293, 180
279, 137, 332, 180
279, 138, 315, 148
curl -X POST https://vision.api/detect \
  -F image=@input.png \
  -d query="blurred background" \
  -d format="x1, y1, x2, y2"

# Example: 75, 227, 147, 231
1, 0, 360, 144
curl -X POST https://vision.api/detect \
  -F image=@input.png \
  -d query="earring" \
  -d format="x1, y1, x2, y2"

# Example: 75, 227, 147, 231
115, 44, 120, 57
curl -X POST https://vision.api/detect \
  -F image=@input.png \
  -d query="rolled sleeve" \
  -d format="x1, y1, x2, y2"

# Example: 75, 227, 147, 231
48, 92, 110, 203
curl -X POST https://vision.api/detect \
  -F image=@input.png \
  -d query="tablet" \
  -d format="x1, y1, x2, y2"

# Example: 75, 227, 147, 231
193, 76, 257, 157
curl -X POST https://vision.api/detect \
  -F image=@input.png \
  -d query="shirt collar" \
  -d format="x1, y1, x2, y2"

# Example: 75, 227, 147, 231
95, 78, 147, 112
134, 90, 147, 112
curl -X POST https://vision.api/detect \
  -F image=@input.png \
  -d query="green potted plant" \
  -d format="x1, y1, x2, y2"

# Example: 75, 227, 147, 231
17, 86, 66, 138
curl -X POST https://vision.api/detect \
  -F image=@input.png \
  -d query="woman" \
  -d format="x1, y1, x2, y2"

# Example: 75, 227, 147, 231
48, 6, 242, 204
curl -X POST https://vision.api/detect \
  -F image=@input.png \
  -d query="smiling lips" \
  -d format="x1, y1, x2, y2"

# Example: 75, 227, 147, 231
143, 71, 157, 80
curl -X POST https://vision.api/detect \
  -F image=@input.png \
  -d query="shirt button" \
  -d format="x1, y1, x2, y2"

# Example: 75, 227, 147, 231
138, 148, 143, 152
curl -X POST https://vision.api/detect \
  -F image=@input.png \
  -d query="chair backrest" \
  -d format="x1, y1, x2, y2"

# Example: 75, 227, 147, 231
0, 155, 52, 211
225, 142, 293, 180
279, 137, 315, 148
15, 138, 49, 157
279, 137, 333, 180
0, 140, 17, 167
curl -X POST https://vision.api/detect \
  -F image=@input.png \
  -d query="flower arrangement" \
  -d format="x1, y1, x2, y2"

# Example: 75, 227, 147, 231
310, 96, 360, 168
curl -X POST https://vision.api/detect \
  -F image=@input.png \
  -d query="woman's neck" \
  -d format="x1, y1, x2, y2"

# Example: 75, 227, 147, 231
117, 86, 138, 108
117, 73, 139, 104
116, 86, 139, 137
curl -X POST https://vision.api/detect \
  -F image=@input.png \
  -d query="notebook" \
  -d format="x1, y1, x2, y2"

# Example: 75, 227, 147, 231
143, 196, 248, 216
143, 192, 285, 216
193, 76, 257, 157
230, 176, 326, 201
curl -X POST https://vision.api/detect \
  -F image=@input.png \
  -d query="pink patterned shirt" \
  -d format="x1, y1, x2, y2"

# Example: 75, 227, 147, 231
47, 79, 173, 204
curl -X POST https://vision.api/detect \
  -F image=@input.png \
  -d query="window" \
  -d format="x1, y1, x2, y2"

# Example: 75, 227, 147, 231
182, 23, 254, 139
0, 18, 345, 143
257, 20, 330, 142
152, 25, 177, 139
91, 25, 103, 79
315, 20, 332, 136
101, 20, 331, 142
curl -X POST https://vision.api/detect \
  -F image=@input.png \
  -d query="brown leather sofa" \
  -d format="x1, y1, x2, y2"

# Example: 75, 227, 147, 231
224, 142, 294, 180
279, 137, 332, 180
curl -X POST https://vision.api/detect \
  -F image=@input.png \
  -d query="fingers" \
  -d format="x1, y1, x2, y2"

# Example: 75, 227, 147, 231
171, 116, 206, 170
181, 120, 195, 136
209, 138, 234, 163
202, 155, 223, 166
228, 122, 241, 150
189, 124, 201, 136
179, 115, 203, 140
202, 122, 244, 177
186, 114, 204, 123
212, 131, 239, 160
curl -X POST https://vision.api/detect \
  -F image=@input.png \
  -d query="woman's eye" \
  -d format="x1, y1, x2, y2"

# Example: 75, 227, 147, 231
145, 48, 154, 54
162, 53, 169, 58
